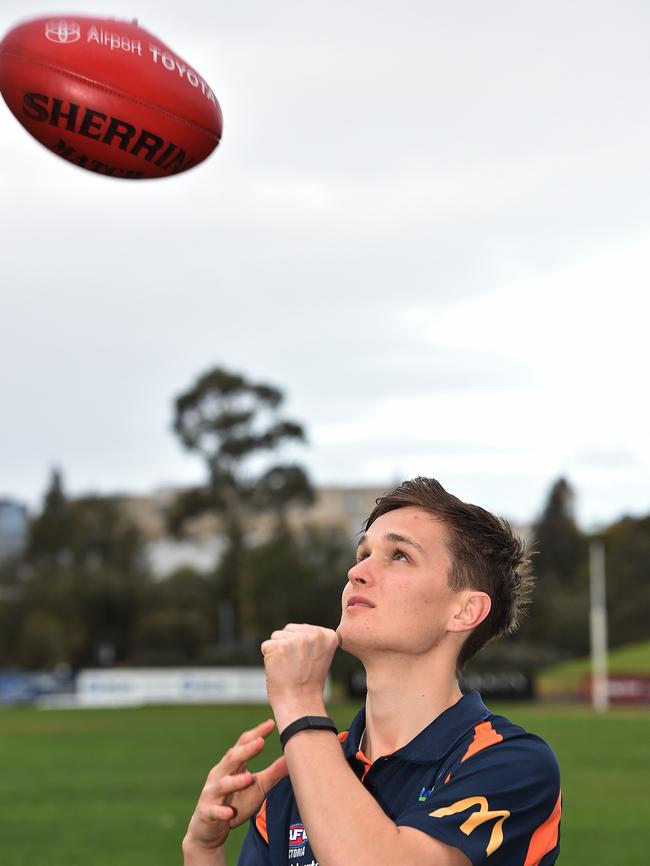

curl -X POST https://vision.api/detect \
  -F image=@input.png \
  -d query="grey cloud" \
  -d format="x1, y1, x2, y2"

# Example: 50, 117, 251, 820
3, 0, 650, 524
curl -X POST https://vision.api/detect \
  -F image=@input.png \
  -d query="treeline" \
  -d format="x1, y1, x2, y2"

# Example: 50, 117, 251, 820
478, 478, 650, 674
0, 366, 648, 678
0, 469, 351, 673
0, 367, 356, 680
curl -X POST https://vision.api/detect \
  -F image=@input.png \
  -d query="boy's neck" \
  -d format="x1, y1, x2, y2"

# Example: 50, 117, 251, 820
360, 652, 462, 761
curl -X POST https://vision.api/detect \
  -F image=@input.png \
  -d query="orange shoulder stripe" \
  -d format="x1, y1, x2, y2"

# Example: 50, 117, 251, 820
523, 792, 562, 866
460, 721, 504, 763
255, 797, 269, 844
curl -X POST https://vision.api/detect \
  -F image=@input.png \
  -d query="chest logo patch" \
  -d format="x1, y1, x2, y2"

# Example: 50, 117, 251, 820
289, 823, 308, 847
430, 796, 510, 856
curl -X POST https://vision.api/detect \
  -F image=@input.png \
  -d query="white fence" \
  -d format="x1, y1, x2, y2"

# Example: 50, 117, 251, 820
77, 667, 271, 707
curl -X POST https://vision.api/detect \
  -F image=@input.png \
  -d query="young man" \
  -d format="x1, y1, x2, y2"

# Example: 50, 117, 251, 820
183, 477, 561, 866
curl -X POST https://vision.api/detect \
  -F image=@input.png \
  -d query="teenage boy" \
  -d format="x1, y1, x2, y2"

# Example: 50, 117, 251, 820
183, 477, 561, 866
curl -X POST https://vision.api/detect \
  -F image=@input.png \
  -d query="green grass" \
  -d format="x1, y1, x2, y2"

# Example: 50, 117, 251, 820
0, 702, 649, 865
538, 639, 650, 696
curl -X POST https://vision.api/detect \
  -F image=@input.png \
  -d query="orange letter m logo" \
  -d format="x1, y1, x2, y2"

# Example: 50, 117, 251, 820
430, 797, 511, 856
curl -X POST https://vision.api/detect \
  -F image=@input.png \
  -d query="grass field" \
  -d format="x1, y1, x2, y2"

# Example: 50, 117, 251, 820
0, 702, 649, 865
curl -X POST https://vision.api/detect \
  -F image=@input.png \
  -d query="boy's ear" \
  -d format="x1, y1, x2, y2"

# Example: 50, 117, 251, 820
447, 591, 491, 634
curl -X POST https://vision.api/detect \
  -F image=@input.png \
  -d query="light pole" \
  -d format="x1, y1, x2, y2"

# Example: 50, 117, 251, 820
589, 539, 609, 712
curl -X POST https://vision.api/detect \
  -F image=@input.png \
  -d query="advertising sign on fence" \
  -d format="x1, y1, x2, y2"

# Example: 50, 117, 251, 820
77, 668, 330, 707
580, 675, 650, 705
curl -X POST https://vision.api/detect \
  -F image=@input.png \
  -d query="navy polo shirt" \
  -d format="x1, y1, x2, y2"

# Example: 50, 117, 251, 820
238, 692, 561, 866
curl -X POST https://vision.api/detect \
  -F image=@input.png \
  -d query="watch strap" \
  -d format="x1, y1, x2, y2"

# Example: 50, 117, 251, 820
279, 715, 338, 750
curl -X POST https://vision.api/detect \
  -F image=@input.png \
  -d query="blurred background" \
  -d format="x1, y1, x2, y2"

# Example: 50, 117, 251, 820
1, 1, 649, 865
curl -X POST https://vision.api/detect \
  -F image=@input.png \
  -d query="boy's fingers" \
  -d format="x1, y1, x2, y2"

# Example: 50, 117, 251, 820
199, 803, 235, 823
205, 772, 255, 799
236, 719, 275, 746
258, 755, 289, 793
209, 738, 263, 779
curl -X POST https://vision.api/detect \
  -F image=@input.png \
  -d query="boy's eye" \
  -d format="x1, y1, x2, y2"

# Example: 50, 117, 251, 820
355, 548, 409, 564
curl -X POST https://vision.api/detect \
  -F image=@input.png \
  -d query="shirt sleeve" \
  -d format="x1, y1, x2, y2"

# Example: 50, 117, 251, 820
396, 735, 561, 866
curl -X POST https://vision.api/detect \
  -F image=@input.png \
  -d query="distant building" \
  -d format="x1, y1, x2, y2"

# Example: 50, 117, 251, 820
116, 485, 390, 579
114, 484, 532, 580
146, 535, 227, 578
0, 499, 29, 565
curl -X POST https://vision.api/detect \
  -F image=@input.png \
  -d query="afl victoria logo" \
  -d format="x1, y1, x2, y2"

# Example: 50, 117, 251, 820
45, 21, 81, 44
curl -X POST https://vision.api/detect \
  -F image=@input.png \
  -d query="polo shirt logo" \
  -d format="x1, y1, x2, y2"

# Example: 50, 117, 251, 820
418, 786, 433, 802
430, 796, 511, 856
289, 824, 308, 846
288, 822, 310, 861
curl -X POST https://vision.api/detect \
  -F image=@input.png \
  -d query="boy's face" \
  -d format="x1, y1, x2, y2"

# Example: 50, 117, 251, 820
338, 505, 462, 658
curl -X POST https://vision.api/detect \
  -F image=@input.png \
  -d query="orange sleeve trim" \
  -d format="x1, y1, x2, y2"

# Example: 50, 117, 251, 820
255, 797, 269, 844
460, 721, 504, 763
338, 730, 350, 743
523, 792, 562, 866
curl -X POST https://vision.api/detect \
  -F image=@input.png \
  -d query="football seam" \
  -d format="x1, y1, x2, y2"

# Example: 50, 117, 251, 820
0, 48, 221, 144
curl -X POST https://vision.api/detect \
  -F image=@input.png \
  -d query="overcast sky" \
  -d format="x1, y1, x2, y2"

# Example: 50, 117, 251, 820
2, 1, 650, 529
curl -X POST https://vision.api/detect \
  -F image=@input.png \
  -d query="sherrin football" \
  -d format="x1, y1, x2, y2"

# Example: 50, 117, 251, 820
0, 15, 223, 179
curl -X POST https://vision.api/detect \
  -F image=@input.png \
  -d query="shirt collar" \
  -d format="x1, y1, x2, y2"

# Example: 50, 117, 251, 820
341, 691, 491, 764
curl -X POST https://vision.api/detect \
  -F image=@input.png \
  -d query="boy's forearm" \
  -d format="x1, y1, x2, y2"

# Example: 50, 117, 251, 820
283, 729, 402, 866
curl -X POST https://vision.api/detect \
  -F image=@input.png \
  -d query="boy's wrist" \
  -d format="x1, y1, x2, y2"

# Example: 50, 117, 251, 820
274, 700, 328, 734
182, 836, 227, 866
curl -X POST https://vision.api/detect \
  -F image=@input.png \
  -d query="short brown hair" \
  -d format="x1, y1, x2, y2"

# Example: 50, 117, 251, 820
364, 477, 534, 669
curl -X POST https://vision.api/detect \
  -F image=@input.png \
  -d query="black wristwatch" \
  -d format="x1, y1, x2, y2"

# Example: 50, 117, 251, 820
279, 715, 338, 750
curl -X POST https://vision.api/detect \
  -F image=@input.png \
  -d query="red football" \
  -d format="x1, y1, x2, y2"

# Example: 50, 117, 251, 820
0, 15, 223, 179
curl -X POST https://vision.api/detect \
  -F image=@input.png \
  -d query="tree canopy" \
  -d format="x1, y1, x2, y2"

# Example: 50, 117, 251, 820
169, 366, 315, 643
